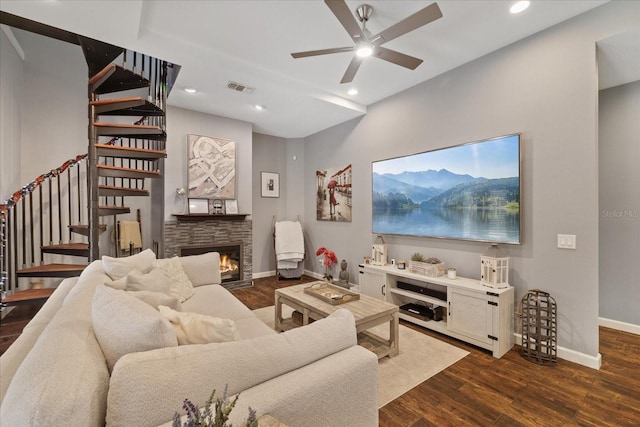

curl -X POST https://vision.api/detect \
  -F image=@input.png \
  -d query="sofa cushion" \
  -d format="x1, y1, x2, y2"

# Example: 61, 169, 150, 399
102, 248, 156, 280
92, 286, 178, 371
0, 269, 109, 426
182, 284, 255, 321
158, 306, 239, 345
130, 290, 182, 311
179, 252, 221, 286
107, 309, 357, 427
152, 257, 195, 302
125, 268, 174, 295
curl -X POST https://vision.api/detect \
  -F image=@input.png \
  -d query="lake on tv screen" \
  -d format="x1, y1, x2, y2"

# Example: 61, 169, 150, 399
372, 207, 520, 243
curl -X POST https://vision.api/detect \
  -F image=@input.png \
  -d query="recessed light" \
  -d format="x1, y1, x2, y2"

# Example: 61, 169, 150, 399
348, 88, 358, 96
254, 104, 265, 111
184, 87, 197, 93
510, 1, 530, 14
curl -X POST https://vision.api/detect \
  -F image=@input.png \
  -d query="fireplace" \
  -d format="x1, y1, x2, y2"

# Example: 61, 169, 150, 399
179, 243, 243, 285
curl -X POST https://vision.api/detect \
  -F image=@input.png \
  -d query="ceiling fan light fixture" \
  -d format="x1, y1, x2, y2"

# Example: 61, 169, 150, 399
356, 42, 374, 58
510, 1, 530, 14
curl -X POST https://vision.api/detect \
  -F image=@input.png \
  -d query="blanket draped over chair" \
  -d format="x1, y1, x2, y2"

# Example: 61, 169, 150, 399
275, 220, 304, 269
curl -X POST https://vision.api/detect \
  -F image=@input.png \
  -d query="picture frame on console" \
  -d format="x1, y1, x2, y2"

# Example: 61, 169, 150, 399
261, 172, 280, 198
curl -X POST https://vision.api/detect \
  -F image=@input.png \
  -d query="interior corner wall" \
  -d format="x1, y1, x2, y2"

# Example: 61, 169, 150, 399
164, 106, 253, 223
301, 2, 639, 361
251, 132, 288, 274
599, 81, 640, 326
0, 29, 23, 202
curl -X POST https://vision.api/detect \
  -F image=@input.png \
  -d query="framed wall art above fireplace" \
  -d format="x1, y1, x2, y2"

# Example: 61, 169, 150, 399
187, 134, 236, 199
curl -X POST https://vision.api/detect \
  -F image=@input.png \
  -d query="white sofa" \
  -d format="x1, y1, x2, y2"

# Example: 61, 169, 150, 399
0, 251, 378, 426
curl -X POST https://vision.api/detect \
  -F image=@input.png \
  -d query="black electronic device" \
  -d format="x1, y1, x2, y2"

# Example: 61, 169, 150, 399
399, 303, 433, 321
397, 281, 446, 301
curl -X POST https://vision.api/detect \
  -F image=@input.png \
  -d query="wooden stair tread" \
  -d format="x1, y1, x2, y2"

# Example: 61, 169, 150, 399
41, 243, 89, 257
90, 64, 150, 95
97, 164, 160, 180
42, 243, 88, 250
98, 185, 150, 197
90, 97, 164, 116
96, 143, 165, 160
16, 263, 87, 278
2, 288, 56, 306
94, 122, 162, 130
99, 206, 131, 216
69, 224, 107, 237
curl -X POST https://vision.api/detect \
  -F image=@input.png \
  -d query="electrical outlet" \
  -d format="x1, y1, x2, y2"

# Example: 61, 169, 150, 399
557, 234, 576, 249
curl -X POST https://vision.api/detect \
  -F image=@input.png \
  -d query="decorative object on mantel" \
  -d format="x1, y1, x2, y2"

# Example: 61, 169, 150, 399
371, 235, 387, 266
172, 385, 257, 427
303, 281, 360, 305
225, 199, 239, 214
480, 244, 510, 288
188, 198, 209, 214
409, 253, 445, 277
209, 199, 224, 215
316, 246, 338, 282
175, 187, 187, 214
188, 134, 236, 199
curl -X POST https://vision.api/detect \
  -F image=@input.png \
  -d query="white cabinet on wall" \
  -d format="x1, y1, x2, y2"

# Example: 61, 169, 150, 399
364, 264, 514, 358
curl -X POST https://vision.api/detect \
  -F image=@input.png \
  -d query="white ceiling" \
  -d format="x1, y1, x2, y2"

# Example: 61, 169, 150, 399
3, 0, 632, 138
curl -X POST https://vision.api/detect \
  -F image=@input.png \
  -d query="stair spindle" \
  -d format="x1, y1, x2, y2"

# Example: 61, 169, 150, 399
49, 179, 53, 245
68, 168, 72, 241
57, 176, 62, 244
12, 208, 17, 289
39, 187, 44, 265
77, 162, 82, 226
29, 193, 34, 267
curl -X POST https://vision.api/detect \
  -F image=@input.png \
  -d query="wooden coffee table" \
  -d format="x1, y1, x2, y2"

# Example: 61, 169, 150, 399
275, 282, 399, 359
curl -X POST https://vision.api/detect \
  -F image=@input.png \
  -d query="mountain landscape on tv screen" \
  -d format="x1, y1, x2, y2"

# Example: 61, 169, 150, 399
373, 168, 520, 209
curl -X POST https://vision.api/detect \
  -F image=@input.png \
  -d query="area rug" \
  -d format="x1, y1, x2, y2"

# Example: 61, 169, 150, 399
252, 305, 469, 407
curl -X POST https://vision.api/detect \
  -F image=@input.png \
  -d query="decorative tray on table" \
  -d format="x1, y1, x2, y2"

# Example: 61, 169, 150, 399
303, 281, 360, 305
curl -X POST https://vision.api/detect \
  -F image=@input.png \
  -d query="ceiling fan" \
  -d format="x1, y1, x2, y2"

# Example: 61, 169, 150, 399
291, 0, 443, 84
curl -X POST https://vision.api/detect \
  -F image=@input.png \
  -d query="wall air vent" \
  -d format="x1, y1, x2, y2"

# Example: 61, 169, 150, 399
227, 81, 254, 94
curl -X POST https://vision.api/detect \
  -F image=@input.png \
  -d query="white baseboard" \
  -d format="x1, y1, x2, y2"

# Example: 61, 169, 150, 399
599, 317, 640, 335
252, 270, 276, 279
514, 333, 602, 370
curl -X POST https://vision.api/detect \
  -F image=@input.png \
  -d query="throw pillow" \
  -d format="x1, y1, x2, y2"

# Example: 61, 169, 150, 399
152, 257, 196, 302
158, 305, 240, 345
104, 275, 128, 290
128, 290, 182, 311
102, 248, 156, 280
92, 286, 178, 371
124, 268, 174, 295
179, 252, 222, 286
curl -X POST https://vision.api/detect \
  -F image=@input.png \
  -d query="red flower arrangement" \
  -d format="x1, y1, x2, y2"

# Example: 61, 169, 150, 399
316, 246, 338, 281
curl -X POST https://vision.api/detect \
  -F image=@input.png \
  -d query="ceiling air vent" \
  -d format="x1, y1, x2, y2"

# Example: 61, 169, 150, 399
227, 81, 254, 94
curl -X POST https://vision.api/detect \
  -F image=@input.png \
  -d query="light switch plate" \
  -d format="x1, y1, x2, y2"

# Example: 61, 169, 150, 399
557, 234, 576, 249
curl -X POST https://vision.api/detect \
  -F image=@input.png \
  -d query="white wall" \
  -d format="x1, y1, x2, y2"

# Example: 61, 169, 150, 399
297, 1, 640, 364
599, 81, 640, 327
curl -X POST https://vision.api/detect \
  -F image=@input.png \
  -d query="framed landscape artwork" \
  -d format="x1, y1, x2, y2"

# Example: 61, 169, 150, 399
316, 164, 352, 222
187, 134, 236, 199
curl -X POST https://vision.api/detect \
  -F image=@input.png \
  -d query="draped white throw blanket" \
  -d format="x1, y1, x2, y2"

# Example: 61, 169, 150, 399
275, 221, 304, 269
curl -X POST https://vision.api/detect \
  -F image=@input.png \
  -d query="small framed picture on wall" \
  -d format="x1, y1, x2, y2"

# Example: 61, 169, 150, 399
261, 172, 280, 198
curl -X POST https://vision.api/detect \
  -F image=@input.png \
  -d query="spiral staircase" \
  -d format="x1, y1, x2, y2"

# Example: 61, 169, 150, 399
0, 12, 180, 309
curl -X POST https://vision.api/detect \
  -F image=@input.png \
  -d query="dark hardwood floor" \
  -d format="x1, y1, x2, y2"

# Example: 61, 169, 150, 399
2, 275, 638, 426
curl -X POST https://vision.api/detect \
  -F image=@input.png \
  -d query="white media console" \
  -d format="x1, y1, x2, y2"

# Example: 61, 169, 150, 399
361, 264, 514, 358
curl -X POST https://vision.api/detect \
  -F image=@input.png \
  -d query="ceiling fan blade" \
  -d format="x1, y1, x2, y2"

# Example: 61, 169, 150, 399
291, 46, 354, 59
374, 47, 423, 70
372, 2, 443, 46
325, 0, 366, 43
340, 56, 363, 84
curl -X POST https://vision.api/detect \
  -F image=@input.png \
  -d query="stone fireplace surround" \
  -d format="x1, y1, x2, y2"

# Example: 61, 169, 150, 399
164, 218, 252, 289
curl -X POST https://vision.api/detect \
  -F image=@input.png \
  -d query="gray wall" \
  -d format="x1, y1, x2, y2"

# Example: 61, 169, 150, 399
0, 29, 23, 202
297, 1, 639, 360
599, 81, 640, 326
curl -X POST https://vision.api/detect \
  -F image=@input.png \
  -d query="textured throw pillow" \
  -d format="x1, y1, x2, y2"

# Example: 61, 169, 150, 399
92, 286, 178, 371
128, 290, 182, 311
104, 275, 128, 290
124, 268, 174, 295
102, 248, 156, 280
179, 252, 221, 286
152, 257, 196, 302
158, 305, 239, 345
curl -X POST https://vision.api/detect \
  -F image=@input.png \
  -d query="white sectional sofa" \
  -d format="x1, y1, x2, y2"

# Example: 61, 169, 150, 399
0, 251, 378, 426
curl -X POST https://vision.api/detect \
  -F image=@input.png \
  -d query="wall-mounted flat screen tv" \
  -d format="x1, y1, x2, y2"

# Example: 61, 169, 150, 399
372, 133, 521, 244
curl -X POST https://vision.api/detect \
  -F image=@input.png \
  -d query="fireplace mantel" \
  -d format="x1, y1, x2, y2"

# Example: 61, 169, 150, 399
172, 214, 249, 222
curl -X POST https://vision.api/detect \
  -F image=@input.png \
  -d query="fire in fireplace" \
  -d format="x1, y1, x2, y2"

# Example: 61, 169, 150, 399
179, 243, 242, 284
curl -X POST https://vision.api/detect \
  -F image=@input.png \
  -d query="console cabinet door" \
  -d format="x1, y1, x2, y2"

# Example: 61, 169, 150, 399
361, 268, 386, 300
447, 288, 493, 346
